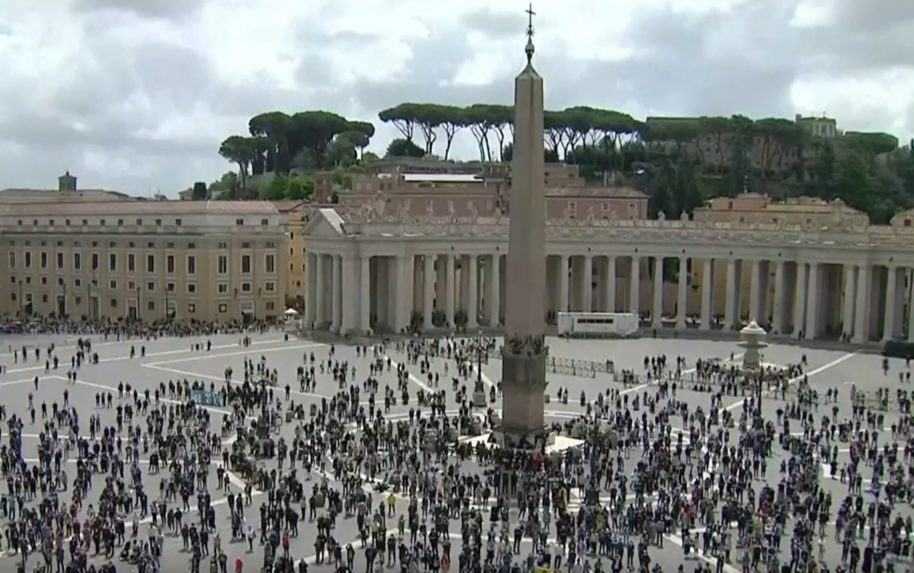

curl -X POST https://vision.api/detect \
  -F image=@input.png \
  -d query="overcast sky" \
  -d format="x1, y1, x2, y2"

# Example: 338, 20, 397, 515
1, 0, 913, 196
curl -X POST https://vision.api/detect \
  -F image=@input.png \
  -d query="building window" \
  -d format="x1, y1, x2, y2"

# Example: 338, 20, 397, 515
73, 253, 81, 271
8, 253, 14, 269
10, 293, 15, 302
188, 303, 196, 313
128, 281, 135, 290
236, 218, 244, 226
109, 280, 117, 289
219, 303, 228, 313
166, 255, 175, 274
147, 282, 155, 291
265, 282, 275, 292
146, 255, 155, 273
266, 301, 275, 311
91, 253, 99, 270
155, 219, 162, 226
74, 279, 81, 288
40, 252, 47, 269
217, 283, 229, 295
147, 301, 155, 311
109, 253, 117, 272
41, 277, 47, 285
265, 254, 275, 273
218, 255, 228, 275
187, 255, 196, 275
241, 255, 251, 274
261, 218, 269, 226
57, 253, 63, 269
128, 254, 135, 272
24, 252, 31, 268
242, 282, 252, 293
9, 276, 15, 284
175, 219, 182, 226
167, 282, 175, 292
111, 298, 118, 308
187, 283, 197, 294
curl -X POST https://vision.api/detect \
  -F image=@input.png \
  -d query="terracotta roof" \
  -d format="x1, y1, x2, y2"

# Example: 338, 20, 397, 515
0, 200, 279, 217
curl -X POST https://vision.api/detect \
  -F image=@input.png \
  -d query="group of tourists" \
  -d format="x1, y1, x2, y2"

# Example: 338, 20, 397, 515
0, 325, 910, 573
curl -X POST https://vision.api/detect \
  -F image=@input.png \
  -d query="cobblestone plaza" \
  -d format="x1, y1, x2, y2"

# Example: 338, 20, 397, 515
0, 329, 909, 572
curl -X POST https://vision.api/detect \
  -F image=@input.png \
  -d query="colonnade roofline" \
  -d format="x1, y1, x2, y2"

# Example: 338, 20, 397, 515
320, 217, 914, 247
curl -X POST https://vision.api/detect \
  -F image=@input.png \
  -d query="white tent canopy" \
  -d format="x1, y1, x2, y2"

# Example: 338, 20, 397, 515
284, 308, 299, 316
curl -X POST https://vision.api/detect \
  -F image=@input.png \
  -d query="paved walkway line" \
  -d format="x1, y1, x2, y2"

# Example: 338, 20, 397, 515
384, 356, 433, 393
143, 342, 324, 367
142, 363, 329, 402
725, 352, 856, 412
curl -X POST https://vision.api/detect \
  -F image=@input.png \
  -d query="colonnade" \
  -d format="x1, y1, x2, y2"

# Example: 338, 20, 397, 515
303, 249, 914, 343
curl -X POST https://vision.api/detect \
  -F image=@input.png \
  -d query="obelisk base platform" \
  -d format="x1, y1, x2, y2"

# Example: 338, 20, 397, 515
497, 346, 548, 450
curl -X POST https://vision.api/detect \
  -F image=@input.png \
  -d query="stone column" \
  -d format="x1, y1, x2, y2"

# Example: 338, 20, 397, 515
772, 260, 786, 334
700, 259, 713, 330
793, 262, 807, 339
489, 254, 501, 327
854, 265, 871, 343
805, 262, 820, 340
582, 255, 593, 312
467, 254, 478, 329
360, 256, 371, 334
652, 256, 664, 329
630, 256, 640, 316
749, 260, 762, 323
395, 255, 414, 333
303, 253, 315, 328
558, 255, 569, 313
445, 254, 455, 328
330, 255, 341, 333
314, 254, 325, 327
908, 269, 914, 342
340, 254, 357, 334
842, 264, 856, 340
605, 256, 616, 313
423, 255, 435, 331
883, 265, 898, 342
724, 259, 737, 329
676, 256, 688, 329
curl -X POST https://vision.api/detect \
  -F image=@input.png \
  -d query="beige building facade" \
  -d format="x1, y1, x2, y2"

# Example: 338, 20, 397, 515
302, 207, 914, 345
0, 201, 287, 323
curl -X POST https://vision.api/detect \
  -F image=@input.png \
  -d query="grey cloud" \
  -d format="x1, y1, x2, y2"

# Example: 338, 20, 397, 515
460, 8, 519, 38
3, 0, 914, 196
72, 0, 204, 20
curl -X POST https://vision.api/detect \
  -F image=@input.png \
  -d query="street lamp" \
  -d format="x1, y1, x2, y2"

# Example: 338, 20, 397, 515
473, 332, 487, 407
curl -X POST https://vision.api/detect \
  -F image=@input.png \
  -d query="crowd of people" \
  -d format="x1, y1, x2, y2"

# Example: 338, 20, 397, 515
0, 326, 910, 573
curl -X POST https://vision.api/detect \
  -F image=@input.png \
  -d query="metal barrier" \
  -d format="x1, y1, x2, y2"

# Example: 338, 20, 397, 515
548, 356, 614, 379
190, 389, 223, 407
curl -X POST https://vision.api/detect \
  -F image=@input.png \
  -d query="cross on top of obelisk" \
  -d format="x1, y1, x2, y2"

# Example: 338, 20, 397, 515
525, 3, 535, 64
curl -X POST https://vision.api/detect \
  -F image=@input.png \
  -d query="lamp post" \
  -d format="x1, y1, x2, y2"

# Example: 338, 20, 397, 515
472, 332, 487, 407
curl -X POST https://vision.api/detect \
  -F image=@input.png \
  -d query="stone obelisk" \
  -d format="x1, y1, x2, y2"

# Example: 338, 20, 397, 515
500, 8, 547, 449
